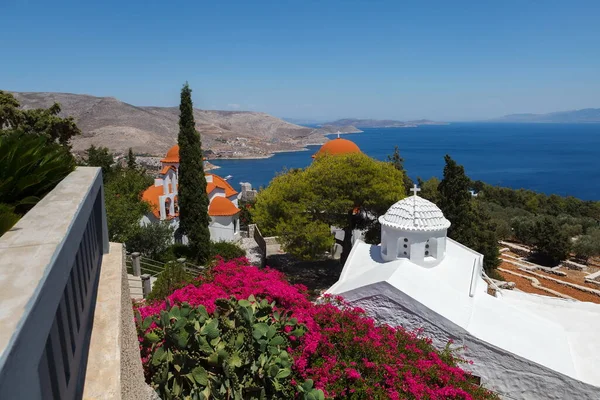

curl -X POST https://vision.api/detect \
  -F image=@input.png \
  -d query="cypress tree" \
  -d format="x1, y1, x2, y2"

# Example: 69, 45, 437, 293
127, 147, 137, 170
438, 155, 499, 273
438, 155, 474, 243
177, 83, 211, 262
387, 145, 413, 194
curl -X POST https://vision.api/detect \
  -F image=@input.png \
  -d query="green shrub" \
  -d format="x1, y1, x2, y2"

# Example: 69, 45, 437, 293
0, 204, 20, 236
147, 262, 192, 302
136, 296, 323, 400
0, 131, 75, 235
211, 240, 246, 261
125, 221, 174, 260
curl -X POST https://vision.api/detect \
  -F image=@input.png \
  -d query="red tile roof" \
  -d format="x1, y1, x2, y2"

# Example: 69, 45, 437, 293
208, 196, 240, 216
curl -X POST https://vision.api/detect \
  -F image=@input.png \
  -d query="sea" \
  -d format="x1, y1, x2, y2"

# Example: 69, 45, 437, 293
210, 123, 600, 201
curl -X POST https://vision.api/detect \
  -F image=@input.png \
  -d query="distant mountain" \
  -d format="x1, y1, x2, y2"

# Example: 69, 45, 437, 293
491, 108, 600, 123
282, 117, 330, 125
10, 91, 328, 157
316, 124, 362, 134
323, 118, 446, 128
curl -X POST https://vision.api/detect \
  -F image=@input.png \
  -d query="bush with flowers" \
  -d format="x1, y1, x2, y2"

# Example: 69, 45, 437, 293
136, 257, 498, 400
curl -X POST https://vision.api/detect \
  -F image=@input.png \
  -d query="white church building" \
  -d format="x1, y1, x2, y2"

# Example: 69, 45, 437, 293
141, 145, 241, 243
327, 186, 600, 399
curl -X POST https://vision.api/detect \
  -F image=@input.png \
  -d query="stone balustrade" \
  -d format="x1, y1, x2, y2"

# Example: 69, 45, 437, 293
0, 167, 154, 399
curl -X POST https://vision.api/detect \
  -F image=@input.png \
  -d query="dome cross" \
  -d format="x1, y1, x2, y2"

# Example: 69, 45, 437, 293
410, 184, 421, 197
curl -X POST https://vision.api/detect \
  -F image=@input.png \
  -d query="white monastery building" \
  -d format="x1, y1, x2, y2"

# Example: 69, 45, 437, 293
141, 145, 241, 243
327, 186, 600, 400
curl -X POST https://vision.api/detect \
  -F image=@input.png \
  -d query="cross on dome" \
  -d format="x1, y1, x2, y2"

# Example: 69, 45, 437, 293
410, 184, 421, 226
410, 184, 421, 197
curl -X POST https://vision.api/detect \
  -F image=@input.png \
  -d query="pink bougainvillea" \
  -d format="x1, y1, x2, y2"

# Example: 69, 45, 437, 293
136, 258, 497, 400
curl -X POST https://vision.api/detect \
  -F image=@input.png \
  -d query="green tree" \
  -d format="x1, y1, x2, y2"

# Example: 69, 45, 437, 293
417, 176, 441, 204
252, 153, 405, 262
0, 91, 22, 128
104, 169, 153, 243
511, 217, 537, 244
177, 83, 211, 262
126, 221, 174, 260
471, 201, 501, 272
572, 228, 600, 262
438, 155, 500, 272
85, 145, 114, 178
438, 155, 475, 243
0, 91, 80, 146
127, 147, 137, 170
387, 145, 413, 194
531, 216, 571, 266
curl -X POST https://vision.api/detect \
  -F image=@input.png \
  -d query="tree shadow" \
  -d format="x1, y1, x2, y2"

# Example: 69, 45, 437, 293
266, 254, 342, 298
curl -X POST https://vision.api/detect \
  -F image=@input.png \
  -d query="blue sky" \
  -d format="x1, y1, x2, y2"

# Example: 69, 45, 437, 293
1, 0, 599, 121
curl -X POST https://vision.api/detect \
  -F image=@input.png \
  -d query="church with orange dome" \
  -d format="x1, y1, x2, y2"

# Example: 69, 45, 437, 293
312, 135, 362, 158
141, 144, 241, 243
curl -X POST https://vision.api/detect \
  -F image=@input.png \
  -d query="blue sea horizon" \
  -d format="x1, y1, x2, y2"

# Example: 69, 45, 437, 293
210, 123, 600, 201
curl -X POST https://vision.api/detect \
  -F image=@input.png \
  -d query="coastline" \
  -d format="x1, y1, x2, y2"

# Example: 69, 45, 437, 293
208, 146, 316, 161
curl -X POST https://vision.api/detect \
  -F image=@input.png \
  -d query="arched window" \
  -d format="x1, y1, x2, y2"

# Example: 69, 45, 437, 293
165, 198, 171, 217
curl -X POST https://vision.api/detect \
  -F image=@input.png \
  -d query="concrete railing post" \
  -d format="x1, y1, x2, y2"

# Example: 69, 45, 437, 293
131, 252, 141, 276
141, 274, 152, 298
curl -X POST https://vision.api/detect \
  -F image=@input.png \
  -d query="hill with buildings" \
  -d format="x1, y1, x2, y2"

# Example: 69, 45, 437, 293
11, 91, 330, 158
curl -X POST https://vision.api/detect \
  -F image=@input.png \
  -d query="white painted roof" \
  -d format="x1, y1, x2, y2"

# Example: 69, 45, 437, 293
327, 240, 600, 388
378, 195, 451, 231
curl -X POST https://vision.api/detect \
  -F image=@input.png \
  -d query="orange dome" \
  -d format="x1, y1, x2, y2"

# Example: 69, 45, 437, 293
313, 138, 361, 158
161, 144, 180, 163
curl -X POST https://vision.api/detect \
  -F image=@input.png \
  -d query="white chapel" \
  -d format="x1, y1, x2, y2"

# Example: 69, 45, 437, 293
141, 145, 242, 243
327, 186, 600, 400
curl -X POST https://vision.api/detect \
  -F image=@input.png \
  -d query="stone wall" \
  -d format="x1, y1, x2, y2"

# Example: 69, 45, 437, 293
83, 243, 158, 400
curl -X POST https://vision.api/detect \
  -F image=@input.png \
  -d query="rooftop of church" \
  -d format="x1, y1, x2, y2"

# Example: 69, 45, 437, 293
379, 186, 451, 231
312, 135, 361, 158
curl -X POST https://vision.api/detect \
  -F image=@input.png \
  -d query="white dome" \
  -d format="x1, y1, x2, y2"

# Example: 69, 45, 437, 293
379, 195, 451, 231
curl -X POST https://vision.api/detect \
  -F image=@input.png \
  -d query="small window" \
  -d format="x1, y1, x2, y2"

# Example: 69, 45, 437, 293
425, 251, 429, 256
403, 251, 407, 255
404, 238, 408, 243
403, 244, 407, 248
425, 244, 429, 249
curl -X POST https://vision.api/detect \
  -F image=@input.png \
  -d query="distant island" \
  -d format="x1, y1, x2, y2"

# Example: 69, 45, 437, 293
322, 118, 447, 129
316, 124, 362, 134
490, 108, 600, 123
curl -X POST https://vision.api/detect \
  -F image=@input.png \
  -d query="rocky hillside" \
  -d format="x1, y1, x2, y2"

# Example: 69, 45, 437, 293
11, 92, 328, 158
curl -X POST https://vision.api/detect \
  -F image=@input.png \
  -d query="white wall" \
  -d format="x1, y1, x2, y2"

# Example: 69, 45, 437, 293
340, 283, 600, 400
380, 226, 447, 267
209, 215, 240, 242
